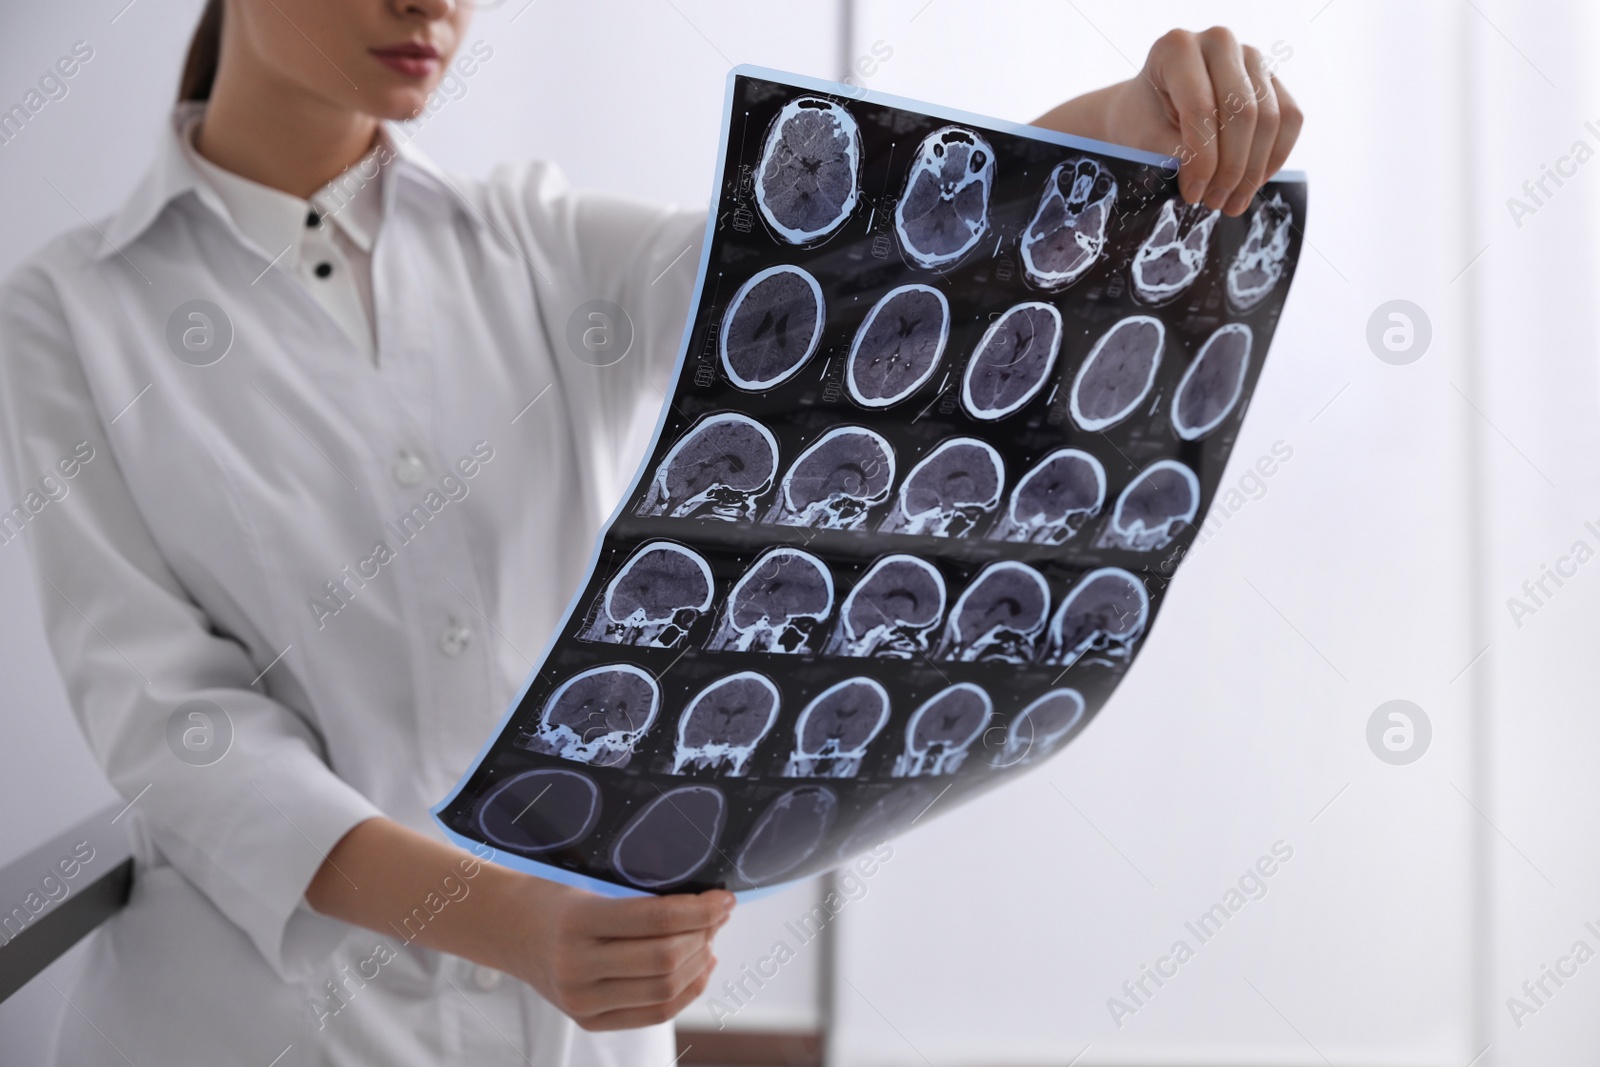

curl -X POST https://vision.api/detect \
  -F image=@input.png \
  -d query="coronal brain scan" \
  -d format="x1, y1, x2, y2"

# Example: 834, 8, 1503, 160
936, 561, 1050, 665
706, 547, 835, 654
754, 95, 861, 245
638, 412, 778, 521
580, 541, 714, 647
892, 683, 992, 777
435, 70, 1304, 900
1131, 198, 1221, 305
785, 677, 892, 778
879, 437, 1004, 537
611, 785, 726, 890
1172, 322, 1253, 441
762, 426, 896, 530
1099, 460, 1200, 553
1020, 157, 1117, 291
1070, 315, 1166, 431
846, 283, 950, 408
988, 448, 1106, 545
720, 264, 826, 390
1227, 192, 1293, 312
895, 125, 995, 270
1045, 568, 1151, 669
960, 301, 1063, 420
673, 671, 782, 776
523, 664, 661, 768
998, 689, 1086, 768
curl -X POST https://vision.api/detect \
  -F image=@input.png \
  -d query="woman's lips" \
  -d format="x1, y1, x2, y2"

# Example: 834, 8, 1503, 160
370, 43, 440, 79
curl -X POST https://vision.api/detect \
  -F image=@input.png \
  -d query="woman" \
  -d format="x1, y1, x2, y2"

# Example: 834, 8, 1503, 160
0, 1, 1300, 1063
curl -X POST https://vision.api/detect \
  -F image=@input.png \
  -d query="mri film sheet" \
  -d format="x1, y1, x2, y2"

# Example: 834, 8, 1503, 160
434, 67, 1307, 897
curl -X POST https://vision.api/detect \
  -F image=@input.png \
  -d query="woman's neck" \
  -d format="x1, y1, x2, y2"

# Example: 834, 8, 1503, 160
195, 46, 378, 199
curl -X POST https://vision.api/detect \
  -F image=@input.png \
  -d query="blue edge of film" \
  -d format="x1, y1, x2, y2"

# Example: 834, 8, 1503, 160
431, 64, 1310, 900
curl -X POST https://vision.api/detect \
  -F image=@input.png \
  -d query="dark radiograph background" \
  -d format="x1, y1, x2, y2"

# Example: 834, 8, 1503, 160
434, 70, 1306, 896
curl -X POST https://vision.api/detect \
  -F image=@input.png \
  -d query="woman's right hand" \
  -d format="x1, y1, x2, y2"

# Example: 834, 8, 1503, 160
496, 878, 733, 1031
306, 816, 733, 1030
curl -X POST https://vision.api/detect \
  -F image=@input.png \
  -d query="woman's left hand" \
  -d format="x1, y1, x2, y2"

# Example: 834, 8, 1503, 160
1032, 26, 1303, 216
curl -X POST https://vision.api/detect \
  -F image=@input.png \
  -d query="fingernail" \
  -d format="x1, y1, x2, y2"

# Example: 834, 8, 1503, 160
1185, 181, 1207, 205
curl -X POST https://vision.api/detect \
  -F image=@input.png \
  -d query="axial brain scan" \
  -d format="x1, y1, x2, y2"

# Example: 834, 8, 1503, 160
434, 69, 1304, 901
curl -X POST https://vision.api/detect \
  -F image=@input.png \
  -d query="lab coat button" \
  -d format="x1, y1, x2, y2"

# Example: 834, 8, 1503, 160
439, 624, 472, 658
393, 452, 425, 485
472, 965, 502, 991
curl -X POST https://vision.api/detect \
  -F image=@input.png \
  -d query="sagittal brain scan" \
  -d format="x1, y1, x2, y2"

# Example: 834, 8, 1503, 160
1020, 158, 1117, 291
706, 547, 835, 654
720, 264, 825, 390
1172, 323, 1253, 441
638, 412, 778, 521
846, 283, 950, 408
1131, 198, 1221, 305
580, 541, 714, 647
435, 68, 1305, 899
960, 302, 1063, 420
755, 95, 862, 246
895, 125, 995, 270
1098, 460, 1200, 553
1070, 315, 1165, 431
988, 448, 1106, 545
522, 664, 661, 769
879, 437, 1004, 537
762, 426, 895, 530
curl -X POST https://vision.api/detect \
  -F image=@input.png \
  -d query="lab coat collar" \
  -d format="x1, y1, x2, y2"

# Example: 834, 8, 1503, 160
97, 101, 481, 261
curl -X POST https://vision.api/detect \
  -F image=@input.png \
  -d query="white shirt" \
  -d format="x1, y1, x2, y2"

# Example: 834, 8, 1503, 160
0, 101, 705, 1067
181, 113, 384, 362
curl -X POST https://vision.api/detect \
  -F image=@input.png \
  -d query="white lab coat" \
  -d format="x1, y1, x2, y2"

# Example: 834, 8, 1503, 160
0, 102, 706, 1066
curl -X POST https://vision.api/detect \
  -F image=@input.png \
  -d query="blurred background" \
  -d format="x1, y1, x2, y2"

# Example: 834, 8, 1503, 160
3, 0, 1599, 1064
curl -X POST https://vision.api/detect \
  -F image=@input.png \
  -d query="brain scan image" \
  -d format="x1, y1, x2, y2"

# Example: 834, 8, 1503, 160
1020, 158, 1117, 291
845, 283, 950, 408
878, 438, 1004, 537
579, 541, 714, 648
892, 682, 992, 777
935, 560, 1050, 664
524, 664, 661, 768
705, 547, 835, 654
610, 785, 725, 890
836, 783, 938, 858
1099, 460, 1200, 553
719, 264, 825, 390
997, 689, 1086, 768
761, 426, 896, 530
987, 448, 1106, 545
894, 125, 996, 270
1044, 567, 1150, 670
754, 96, 862, 245
826, 553, 947, 659
784, 677, 891, 778
672, 671, 781, 777
1131, 198, 1220, 306
1226, 193, 1293, 312
1171, 322, 1252, 441
475, 768, 601, 854
960, 301, 1063, 421
733, 786, 839, 887
1069, 315, 1165, 432
638, 412, 779, 521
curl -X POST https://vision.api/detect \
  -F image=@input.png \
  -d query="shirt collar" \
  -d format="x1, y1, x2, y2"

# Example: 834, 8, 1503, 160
96, 101, 480, 261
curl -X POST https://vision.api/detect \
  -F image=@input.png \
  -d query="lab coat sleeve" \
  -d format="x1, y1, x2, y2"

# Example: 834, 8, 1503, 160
489, 160, 708, 495
0, 263, 386, 983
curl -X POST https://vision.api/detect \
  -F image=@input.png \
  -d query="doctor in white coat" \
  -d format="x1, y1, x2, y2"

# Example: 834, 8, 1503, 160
0, 0, 1300, 1062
